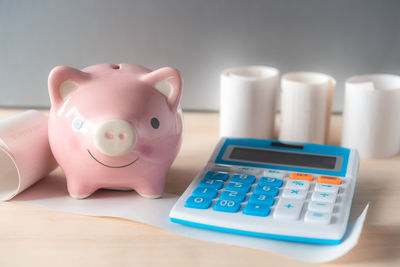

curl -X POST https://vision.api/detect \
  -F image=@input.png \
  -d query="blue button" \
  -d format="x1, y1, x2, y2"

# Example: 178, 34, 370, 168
199, 179, 224, 189
225, 182, 251, 193
231, 174, 256, 184
243, 203, 271, 217
259, 177, 283, 188
213, 199, 241, 213
192, 187, 218, 199
220, 190, 246, 202
204, 171, 230, 181
185, 196, 211, 209
248, 194, 275, 206
254, 185, 279, 196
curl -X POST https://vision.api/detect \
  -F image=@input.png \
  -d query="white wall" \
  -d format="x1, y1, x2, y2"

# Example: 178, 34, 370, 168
0, 0, 399, 111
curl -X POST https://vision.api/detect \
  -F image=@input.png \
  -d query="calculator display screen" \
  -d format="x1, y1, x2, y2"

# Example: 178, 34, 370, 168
229, 147, 337, 169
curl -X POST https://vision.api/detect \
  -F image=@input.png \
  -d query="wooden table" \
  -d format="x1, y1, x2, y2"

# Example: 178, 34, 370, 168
0, 109, 399, 267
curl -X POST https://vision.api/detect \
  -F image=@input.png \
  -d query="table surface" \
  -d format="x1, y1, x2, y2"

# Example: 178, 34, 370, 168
0, 109, 399, 267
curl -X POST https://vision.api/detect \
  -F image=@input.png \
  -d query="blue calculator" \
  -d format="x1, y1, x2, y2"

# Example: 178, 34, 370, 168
169, 138, 360, 244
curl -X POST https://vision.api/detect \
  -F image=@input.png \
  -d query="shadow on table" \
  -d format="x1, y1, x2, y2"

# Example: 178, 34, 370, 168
334, 224, 400, 264
13, 174, 69, 200
334, 171, 400, 264
13, 174, 175, 201
165, 165, 199, 195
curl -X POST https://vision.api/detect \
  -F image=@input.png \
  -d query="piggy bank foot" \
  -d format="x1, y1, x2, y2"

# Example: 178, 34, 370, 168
135, 186, 163, 199
69, 193, 92, 199
137, 192, 162, 199
67, 182, 96, 199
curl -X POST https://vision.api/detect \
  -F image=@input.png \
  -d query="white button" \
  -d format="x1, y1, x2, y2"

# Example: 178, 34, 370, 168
315, 183, 339, 194
308, 201, 334, 213
237, 167, 260, 175
212, 164, 234, 172
305, 211, 331, 224
263, 170, 286, 179
282, 188, 308, 200
285, 180, 310, 190
311, 192, 337, 203
274, 199, 304, 220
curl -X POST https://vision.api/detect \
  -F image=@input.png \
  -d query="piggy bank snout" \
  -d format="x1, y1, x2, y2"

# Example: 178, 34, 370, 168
93, 119, 137, 157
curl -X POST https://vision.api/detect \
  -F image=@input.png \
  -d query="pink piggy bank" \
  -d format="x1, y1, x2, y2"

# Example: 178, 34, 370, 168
47, 63, 183, 199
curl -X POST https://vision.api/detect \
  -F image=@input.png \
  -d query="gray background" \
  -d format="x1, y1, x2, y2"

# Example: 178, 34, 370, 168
0, 0, 399, 111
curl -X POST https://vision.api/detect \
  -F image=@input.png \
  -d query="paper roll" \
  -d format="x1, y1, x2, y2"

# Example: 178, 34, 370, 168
0, 110, 57, 200
279, 72, 335, 144
342, 74, 400, 158
220, 66, 279, 138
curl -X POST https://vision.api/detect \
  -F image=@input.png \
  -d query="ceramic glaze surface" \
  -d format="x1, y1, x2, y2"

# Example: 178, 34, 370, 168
48, 64, 183, 199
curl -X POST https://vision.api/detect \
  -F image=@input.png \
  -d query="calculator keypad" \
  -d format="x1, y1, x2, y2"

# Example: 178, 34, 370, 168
185, 168, 343, 224
214, 199, 241, 213
282, 188, 308, 200
304, 211, 331, 224
315, 183, 339, 194
311, 191, 337, 203
285, 180, 310, 190
199, 179, 224, 189
274, 198, 304, 220
192, 187, 218, 199
243, 203, 271, 217
185, 196, 212, 209
220, 190, 246, 202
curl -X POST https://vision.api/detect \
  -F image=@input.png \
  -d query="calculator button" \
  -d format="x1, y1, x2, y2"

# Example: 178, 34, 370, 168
285, 180, 310, 190
248, 194, 275, 206
282, 188, 308, 200
311, 192, 337, 203
231, 174, 256, 184
212, 164, 233, 172
185, 196, 212, 209
263, 170, 286, 179
237, 167, 260, 175
290, 172, 313, 181
274, 199, 304, 220
213, 199, 241, 213
243, 203, 271, 217
308, 201, 334, 213
315, 183, 339, 194
225, 182, 251, 193
199, 179, 224, 190
204, 171, 230, 181
192, 187, 218, 199
259, 177, 283, 188
304, 211, 331, 224
220, 190, 246, 202
317, 175, 342, 185
253, 185, 280, 197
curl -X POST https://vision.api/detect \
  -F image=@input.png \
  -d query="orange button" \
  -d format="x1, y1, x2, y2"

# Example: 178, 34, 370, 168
290, 173, 313, 181
317, 175, 342, 185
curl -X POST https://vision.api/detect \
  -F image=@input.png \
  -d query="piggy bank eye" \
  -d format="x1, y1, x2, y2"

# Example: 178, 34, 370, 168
150, 117, 160, 129
72, 117, 84, 132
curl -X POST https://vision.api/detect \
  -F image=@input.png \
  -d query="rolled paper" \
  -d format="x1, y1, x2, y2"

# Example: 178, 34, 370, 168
220, 66, 279, 138
279, 72, 335, 144
0, 110, 57, 200
342, 74, 400, 158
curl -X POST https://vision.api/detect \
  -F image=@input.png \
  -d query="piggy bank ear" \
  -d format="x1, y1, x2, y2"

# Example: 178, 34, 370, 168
142, 67, 182, 111
48, 66, 90, 108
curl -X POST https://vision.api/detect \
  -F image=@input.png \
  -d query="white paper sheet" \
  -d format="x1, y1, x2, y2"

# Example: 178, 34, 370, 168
0, 110, 57, 201
12, 175, 368, 263
341, 74, 400, 158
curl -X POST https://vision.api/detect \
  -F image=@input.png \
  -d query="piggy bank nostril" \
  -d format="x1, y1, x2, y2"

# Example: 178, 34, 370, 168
105, 132, 114, 139
119, 133, 126, 140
